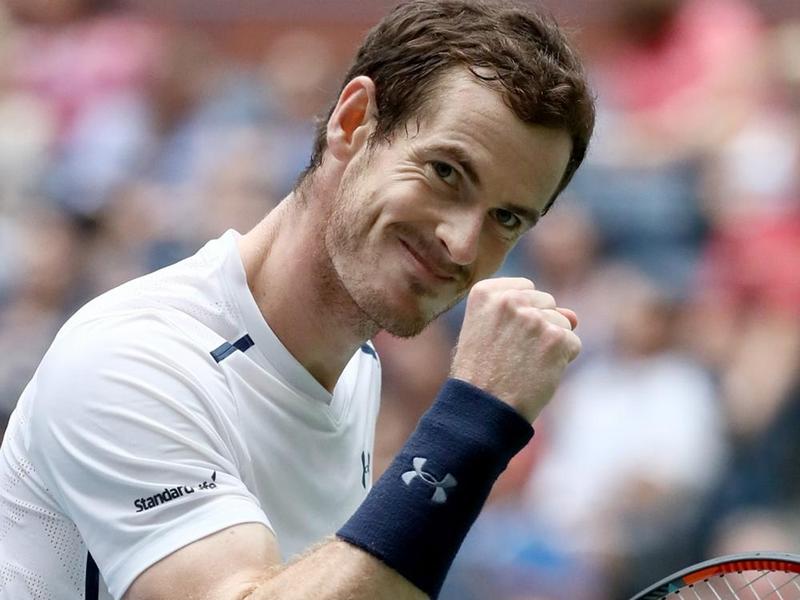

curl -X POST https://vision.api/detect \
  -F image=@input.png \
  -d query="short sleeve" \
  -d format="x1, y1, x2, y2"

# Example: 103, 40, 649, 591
27, 311, 272, 600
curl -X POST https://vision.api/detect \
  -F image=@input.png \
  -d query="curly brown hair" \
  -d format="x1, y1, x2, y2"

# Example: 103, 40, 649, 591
300, 0, 595, 213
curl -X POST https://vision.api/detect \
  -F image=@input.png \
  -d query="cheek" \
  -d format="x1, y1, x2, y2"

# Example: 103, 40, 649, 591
374, 181, 436, 225
475, 235, 514, 277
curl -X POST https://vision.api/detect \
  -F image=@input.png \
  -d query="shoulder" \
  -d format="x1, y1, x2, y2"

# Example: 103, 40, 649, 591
32, 306, 234, 435
50, 304, 222, 375
26, 307, 246, 497
63, 232, 243, 345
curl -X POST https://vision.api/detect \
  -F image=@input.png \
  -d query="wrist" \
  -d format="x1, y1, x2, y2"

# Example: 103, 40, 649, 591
337, 378, 534, 598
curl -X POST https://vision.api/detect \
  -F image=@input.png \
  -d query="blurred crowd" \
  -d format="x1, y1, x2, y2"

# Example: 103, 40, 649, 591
0, 0, 799, 598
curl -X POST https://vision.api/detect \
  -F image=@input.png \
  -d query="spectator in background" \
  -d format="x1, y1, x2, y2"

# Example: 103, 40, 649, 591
259, 30, 341, 195
689, 20, 800, 446
440, 262, 727, 600
679, 24, 800, 564
522, 268, 726, 597
0, 209, 84, 420
567, 0, 764, 294
0, 2, 306, 422
695, 382, 800, 545
53, 28, 287, 275
708, 507, 800, 557
589, 0, 763, 163
516, 203, 619, 359
50, 31, 228, 219
197, 128, 285, 239
2, 0, 162, 144
0, 0, 167, 223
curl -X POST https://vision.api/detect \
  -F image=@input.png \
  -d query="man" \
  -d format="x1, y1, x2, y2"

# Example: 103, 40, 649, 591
0, 1, 595, 598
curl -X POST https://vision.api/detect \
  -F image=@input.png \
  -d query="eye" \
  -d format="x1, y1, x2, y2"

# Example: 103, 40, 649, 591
432, 161, 459, 185
492, 208, 522, 231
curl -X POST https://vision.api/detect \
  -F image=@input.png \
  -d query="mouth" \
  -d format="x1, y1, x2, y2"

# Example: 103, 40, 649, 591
399, 239, 456, 283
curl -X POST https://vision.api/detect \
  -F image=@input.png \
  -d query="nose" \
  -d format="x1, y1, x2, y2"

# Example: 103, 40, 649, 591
435, 208, 483, 266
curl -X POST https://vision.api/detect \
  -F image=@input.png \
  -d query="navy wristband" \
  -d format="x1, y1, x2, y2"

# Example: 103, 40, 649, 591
337, 378, 533, 598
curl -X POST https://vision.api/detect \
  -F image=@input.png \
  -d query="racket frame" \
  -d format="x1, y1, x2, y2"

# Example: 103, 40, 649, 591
630, 552, 800, 600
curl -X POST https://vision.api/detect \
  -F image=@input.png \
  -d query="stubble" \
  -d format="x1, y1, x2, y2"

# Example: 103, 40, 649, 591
322, 171, 468, 338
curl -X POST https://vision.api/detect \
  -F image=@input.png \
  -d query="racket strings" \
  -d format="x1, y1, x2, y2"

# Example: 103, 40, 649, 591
763, 572, 800, 599
668, 570, 800, 600
731, 569, 800, 600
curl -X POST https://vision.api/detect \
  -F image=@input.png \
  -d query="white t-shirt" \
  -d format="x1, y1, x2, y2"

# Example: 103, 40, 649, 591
0, 230, 381, 600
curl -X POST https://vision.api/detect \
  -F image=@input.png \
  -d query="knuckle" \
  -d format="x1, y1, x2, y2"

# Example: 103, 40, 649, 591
568, 333, 583, 360
522, 308, 546, 332
546, 324, 568, 345
495, 289, 523, 313
506, 289, 527, 306
468, 282, 489, 301
552, 329, 582, 362
466, 284, 491, 308
539, 324, 576, 355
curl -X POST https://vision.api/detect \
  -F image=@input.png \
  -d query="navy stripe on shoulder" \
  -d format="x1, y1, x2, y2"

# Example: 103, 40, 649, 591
233, 334, 254, 353
210, 342, 235, 363
211, 334, 255, 363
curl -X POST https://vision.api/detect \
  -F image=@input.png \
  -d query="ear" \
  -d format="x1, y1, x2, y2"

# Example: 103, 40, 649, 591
326, 76, 378, 162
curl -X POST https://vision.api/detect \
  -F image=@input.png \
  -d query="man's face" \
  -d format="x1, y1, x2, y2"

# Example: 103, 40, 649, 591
324, 71, 572, 337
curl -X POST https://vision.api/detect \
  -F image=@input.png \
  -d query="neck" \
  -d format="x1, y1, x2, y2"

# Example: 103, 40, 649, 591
238, 191, 379, 393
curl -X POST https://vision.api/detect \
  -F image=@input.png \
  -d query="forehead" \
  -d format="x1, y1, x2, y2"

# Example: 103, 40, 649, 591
409, 70, 572, 212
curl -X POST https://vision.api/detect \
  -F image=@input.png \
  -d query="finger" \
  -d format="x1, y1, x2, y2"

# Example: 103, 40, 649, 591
519, 307, 582, 359
556, 307, 578, 330
517, 306, 575, 334
563, 328, 582, 362
475, 277, 536, 293
510, 289, 556, 310
540, 308, 574, 331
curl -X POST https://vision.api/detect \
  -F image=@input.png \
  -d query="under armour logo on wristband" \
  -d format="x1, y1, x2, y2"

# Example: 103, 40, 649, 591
401, 457, 458, 504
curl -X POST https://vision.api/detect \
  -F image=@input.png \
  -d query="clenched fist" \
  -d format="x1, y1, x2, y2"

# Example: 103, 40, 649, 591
450, 278, 581, 422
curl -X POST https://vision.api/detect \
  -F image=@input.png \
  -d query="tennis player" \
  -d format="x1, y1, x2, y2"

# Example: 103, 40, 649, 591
0, 1, 595, 598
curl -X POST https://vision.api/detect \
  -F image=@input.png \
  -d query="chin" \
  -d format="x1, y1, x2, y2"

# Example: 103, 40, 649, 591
331, 253, 461, 338
365, 288, 455, 339
361, 296, 430, 338
377, 313, 431, 339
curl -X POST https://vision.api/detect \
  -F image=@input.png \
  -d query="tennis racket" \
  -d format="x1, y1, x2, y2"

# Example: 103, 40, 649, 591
630, 552, 800, 599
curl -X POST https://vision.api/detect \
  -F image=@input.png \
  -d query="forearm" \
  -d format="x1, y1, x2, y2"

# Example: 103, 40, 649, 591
251, 379, 531, 600
246, 539, 427, 600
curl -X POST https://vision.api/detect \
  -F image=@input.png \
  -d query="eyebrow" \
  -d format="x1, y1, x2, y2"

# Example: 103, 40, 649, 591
423, 142, 542, 227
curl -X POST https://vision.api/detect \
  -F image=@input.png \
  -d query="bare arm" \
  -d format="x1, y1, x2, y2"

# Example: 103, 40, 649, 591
123, 523, 427, 600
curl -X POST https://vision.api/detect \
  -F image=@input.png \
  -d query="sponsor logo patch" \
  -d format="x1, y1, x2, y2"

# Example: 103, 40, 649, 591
134, 471, 218, 513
